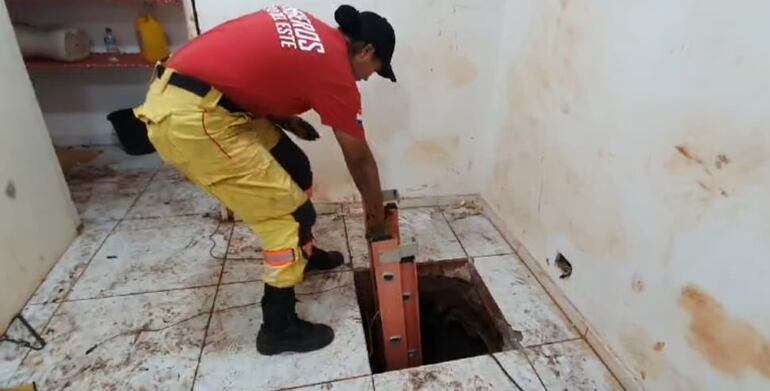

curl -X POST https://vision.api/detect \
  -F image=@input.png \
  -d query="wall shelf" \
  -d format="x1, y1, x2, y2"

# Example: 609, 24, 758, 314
25, 53, 155, 70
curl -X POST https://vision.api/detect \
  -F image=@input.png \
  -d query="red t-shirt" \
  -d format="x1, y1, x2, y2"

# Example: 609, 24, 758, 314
168, 6, 364, 138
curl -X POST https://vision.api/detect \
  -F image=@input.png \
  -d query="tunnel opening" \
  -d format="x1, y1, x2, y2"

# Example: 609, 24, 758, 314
354, 260, 516, 374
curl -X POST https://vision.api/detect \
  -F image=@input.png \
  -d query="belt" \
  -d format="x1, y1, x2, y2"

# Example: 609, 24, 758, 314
156, 65, 245, 113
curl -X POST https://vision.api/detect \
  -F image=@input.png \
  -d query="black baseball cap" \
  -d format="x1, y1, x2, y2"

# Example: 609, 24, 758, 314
335, 5, 397, 82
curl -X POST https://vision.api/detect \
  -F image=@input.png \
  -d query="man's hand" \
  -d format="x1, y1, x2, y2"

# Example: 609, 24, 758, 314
270, 116, 320, 141
365, 221, 390, 241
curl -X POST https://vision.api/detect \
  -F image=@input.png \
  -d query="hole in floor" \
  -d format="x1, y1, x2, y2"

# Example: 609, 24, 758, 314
354, 260, 518, 374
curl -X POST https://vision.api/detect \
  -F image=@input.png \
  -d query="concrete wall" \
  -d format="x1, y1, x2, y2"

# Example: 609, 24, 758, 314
194, 0, 504, 201
7, 2, 188, 145
478, 1, 770, 389
0, 1, 79, 329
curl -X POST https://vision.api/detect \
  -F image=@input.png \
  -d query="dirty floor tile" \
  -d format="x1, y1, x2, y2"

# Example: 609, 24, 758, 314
313, 214, 352, 266
68, 216, 230, 299
473, 254, 578, 346
529, 339, 622, 391
494, 350, 545, 391
222, 223, 263, 285
127, 177, 220, 218
222, 215, 352, 284
372, 355, 516, 390
344, 214, 369, 270
69, 176, 150, 222
61, 146, 161, 183
221, 257, 263, 286
445, 212, 512, 257
154, 164, 187, 181
79, 146, 162, 173
29, 221, 118, 305
292, 376, 373, 390
194, 271, 368, 390
227, 222, 264, 260
0, 304, 57, 385
400, 208, 466, 263
9, 288, 215, 390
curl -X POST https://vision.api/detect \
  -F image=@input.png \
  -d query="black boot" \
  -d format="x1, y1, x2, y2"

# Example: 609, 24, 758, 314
305, 247, 344, 272
256, 284, 334, 355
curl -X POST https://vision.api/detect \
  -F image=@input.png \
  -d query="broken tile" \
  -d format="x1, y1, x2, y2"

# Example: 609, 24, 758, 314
398, 195, 477, 209
494, 350, 546, 391
68, 216, 230, 299
342, 202, 364, 215
70, 176, 149, 222
473, 255, 578, 346
222, 215, 352, 284
442, 201, 486, 220
344, 214, 369, 270
126, 177, 220, 219
315, 202, 342, 215
8, 287, 215, 390
293, 376, 373, 390
372, 355, 516, 390
400, 208, 466, 263
445, 212, 512, 257
529, 340, 622, 390
194, 272, 369, 390
0, 304, 57, 384
29, 221, 119, 305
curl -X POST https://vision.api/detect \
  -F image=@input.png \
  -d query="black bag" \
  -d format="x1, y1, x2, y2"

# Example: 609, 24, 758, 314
106, 109, 156, 155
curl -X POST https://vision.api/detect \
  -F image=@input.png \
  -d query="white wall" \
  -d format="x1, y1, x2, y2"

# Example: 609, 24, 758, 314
195, 0, 504, 201
479, 1, 770, 389
0, 1, 79, 328
7, 2, 188, 145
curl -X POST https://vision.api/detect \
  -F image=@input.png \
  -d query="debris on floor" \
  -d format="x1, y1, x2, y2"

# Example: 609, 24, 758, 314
0, 147, 621, 390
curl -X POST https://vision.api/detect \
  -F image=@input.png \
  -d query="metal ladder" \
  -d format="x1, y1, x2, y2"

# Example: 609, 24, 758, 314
368, 190, 422, 370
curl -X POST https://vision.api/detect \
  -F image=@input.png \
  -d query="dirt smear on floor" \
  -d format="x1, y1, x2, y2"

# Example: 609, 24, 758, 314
56, 147, 103, 176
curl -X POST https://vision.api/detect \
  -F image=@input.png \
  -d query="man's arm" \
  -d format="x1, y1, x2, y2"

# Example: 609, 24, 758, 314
333, 129, 385, 236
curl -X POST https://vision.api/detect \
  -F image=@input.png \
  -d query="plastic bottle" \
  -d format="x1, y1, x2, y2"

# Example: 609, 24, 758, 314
104, 27, 119, 54
135, 13, 169, 63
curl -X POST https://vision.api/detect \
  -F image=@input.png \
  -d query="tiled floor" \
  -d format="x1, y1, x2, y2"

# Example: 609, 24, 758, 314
0, 147, 621, 390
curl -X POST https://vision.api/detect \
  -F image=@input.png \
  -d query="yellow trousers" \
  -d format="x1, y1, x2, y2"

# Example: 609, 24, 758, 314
133, 67, 313, 288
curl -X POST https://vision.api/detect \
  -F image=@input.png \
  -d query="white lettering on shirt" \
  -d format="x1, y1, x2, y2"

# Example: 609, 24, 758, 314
265, 6, 325, 54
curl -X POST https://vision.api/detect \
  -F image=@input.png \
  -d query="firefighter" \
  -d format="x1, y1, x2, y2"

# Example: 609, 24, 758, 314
134, 4, 396, 355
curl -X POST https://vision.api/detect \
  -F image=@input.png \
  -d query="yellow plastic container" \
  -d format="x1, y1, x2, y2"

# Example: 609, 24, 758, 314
135, 14, 169, 63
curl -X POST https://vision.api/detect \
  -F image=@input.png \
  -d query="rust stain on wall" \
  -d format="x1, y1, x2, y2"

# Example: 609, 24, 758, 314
715, 154, 730, 169
663, 136, 769, 227
544, 151, 628, 258
680, 284, 770, 379
488, 0, 624, 260
622, 328, 667, 381
401, 36, 478, 89
446, 56, 478, 88
675, 145, 705, 165
406, 137, 460, 165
